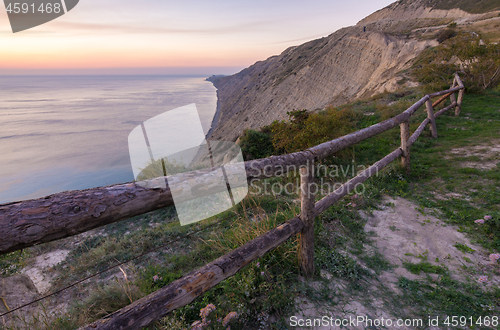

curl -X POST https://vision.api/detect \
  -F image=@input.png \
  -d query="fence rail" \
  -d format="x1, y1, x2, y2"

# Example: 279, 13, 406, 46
0, 74, 465, 330
0, 74, 464, 256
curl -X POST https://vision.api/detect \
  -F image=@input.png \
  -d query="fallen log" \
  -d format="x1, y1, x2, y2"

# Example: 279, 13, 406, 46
0, 181, 174, 255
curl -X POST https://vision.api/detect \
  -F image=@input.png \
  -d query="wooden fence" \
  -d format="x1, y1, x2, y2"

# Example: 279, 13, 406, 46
0, 74, 465, 330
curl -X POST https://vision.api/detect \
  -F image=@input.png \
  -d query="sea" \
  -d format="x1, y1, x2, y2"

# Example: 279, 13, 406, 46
0, 75, 218, 204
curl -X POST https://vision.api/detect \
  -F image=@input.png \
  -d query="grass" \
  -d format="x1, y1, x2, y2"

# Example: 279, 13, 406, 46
0, 250, 30, 277
408, 89, 500, 250
454, 243, 476, 253
403, 261, 447, 275
397, 275, 500, 324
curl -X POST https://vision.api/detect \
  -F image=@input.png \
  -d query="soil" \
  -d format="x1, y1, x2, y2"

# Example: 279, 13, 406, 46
295, 196, 498, 329
448, 140, 500, 170
0, 250, 70, 328
21, 250, 70, 295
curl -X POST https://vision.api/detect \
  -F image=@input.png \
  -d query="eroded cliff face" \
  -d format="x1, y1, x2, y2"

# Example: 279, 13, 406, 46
208, 27, 436, 142
357, 0, 475, 27
207, 0, 492, 142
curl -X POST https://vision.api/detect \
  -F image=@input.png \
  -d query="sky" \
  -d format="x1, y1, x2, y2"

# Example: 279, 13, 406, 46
0, 0, 396, 75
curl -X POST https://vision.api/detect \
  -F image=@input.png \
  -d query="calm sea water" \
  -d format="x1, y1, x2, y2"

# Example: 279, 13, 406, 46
0, 75, 218, 204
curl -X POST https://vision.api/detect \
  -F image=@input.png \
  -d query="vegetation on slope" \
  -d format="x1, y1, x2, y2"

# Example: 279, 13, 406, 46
424, 0, 500, 14
3, 28, 500, 330
3, 83, 500, 329
413, 31, 500, 93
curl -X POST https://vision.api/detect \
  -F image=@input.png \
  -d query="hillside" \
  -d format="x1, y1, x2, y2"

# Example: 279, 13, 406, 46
425, 0, 500, 13
208, 0, 500, 142
2, 1, 500, 329
3, 86, 499, 329
358, 0, 500, 27
208, 28, 436, 142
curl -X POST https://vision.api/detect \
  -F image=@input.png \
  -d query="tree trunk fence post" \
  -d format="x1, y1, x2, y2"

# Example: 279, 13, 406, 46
450, 79, 457, 106
455, 73, 465, 116
426, 99, 438, 139
299, 156, 316, 278
400, 121, 411, 175
456, 89, 464, 116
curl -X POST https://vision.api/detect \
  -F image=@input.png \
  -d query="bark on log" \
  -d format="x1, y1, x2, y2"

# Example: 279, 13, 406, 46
0, 181, 174, 255
299, 158, 315, 278
314, 148, 403, 215
0, 165, 253, 255
78, 217, 304, 330
244, 151, 313, 180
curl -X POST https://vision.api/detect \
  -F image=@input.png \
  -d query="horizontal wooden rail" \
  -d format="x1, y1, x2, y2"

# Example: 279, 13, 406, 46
0, 78, 465, 256
428, 85, 463, 98
432, 92, 453, 108
308, 95, 429, 159
315, 148, 403, 214
435, 101, 458, 118
78, 217, 304, 330
409, 118, 431, 146
0, 182, 174, 255
71, 75, 464, 329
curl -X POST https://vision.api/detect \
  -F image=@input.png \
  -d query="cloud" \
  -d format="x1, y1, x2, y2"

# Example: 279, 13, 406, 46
261, 32, 331, 45
47, 17, 279, 36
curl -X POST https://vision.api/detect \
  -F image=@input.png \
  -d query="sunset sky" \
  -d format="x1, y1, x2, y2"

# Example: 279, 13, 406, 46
0, 0, 395, 75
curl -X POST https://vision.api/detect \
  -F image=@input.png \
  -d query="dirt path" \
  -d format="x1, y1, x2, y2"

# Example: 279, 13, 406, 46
365, 196, 497, 287
295, 196, 497, 329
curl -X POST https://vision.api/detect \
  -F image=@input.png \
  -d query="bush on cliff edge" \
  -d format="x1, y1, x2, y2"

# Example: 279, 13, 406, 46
413, 31, 500, 93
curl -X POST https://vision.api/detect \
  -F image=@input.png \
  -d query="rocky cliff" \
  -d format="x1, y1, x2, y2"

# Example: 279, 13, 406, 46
207, 0, 499, 142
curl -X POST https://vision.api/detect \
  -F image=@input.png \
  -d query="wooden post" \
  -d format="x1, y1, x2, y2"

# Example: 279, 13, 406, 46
299, 157, 316, 278
450, 80, 457, 106
455, 73, 464, 116
426, 99, 438, 138
400, 121, 410, 175
456, 89, 464, 116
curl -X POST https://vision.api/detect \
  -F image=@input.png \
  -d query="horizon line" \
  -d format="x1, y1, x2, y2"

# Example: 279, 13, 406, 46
0, 66, 245, 76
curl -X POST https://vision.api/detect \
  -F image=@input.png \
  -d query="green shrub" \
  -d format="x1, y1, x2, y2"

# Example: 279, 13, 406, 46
239, 129, 275, 160
436, 28, 457, 43
413, 32, 500, 93
268, 108, 358, 154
